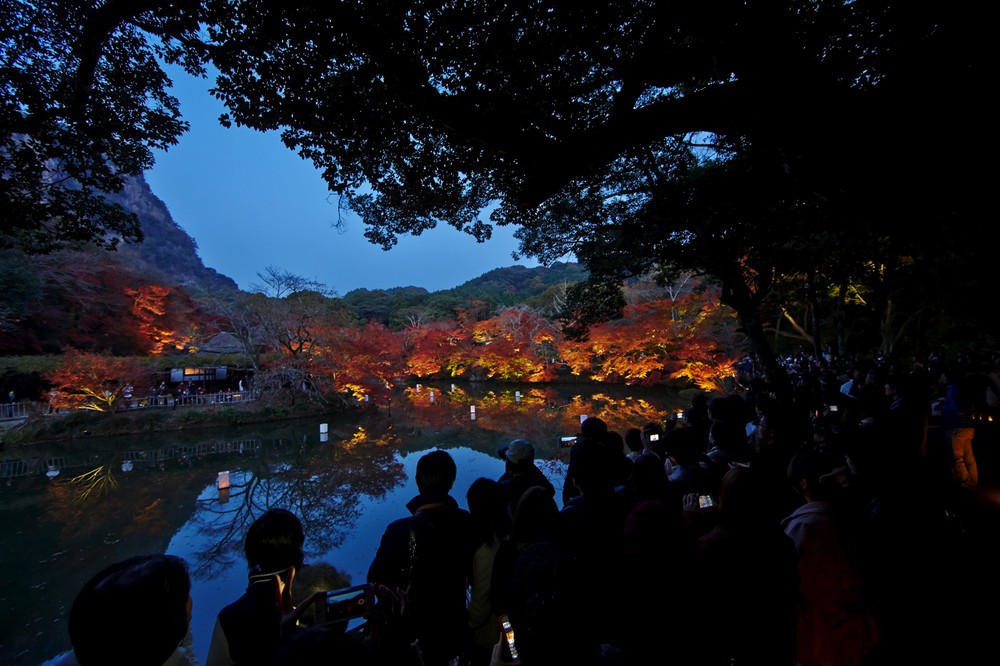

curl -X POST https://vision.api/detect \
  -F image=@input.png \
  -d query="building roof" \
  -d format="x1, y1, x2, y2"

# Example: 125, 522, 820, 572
200, 332, 245, 355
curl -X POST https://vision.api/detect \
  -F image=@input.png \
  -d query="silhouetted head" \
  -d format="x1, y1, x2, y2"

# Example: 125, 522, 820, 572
624, 427, 643, 454
68, 554, 191, 666
499, 439, 535, 467
510, 485, 560, 544
415, 449, 457, 495
568, 437, 616, 495
245, 508, 305, 577
580, 416, 608, 438
467, 476, 511, 546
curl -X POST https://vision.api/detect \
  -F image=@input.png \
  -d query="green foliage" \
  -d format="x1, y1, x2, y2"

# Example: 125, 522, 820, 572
342, 263, 588, 328
0, 1, 204, 252
0, 250, 42, 332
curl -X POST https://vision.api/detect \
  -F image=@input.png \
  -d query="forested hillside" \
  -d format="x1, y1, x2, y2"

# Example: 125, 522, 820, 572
0, 173, 590, 354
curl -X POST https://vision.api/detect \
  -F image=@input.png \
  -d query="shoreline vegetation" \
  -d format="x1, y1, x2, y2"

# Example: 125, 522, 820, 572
2, 379, 697, 449
0, 394, 342, 448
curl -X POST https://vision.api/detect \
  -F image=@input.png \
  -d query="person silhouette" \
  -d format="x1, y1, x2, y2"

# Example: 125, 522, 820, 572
55, 554, 196, 666
207, 508, 306, 666
367, 449, 476, 666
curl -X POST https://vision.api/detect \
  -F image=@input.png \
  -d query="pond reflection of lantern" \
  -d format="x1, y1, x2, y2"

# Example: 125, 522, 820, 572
217, 470, 231, 503
470, 405, 476, 420
121, 460, 134, 473
429, 391, 435, 403
45, 464, 60, 479
515, 391, 521, 403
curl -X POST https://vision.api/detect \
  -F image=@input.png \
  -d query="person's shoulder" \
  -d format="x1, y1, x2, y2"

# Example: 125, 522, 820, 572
380, 515, 416, 537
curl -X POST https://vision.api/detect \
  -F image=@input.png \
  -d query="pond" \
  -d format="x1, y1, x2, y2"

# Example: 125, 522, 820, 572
0, 382, 687, 666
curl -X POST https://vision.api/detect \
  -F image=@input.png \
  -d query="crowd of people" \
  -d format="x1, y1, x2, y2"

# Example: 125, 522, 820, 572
54, 349, 1000, 666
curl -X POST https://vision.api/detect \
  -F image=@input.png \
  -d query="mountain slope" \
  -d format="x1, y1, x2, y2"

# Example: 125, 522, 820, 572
109, 175, 239, 295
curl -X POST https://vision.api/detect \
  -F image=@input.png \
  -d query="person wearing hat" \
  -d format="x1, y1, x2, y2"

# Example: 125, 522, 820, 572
497, 439, 555, 517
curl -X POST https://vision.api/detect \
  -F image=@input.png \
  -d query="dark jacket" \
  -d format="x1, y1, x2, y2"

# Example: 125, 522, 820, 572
367, 492, 475, 665
216, 580, 288, 666
498, 463, 555, 516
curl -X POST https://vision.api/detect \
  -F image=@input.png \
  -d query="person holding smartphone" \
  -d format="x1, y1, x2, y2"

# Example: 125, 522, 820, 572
206, 508, 306, 666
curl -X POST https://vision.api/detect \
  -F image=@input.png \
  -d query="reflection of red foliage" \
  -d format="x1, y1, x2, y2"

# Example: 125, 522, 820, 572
395, 384, 676, 461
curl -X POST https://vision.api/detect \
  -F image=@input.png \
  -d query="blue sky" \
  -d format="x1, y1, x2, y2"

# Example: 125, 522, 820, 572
144, 66, 538, 295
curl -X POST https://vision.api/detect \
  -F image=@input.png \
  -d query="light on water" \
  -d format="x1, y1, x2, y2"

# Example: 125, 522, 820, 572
3, 382, 685, 666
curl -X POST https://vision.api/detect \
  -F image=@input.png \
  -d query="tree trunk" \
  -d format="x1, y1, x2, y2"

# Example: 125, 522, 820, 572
719, 271, 791, 403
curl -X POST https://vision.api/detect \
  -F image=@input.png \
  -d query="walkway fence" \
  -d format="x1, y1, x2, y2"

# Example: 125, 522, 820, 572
123, 390, 258, 409
1, 438, 262, 480
2, 391, 258, 425
1, 402, 27, 420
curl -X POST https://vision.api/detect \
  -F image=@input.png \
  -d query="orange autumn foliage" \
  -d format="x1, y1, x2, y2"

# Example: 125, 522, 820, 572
45, 349, 146, 411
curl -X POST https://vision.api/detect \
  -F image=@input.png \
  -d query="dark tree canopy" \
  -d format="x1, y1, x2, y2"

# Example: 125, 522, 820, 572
201, 1, 987, 238
4, 2, 993, 381
0, 0, 204, 252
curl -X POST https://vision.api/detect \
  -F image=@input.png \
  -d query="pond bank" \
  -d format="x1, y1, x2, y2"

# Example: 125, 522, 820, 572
0, 397, 344, 449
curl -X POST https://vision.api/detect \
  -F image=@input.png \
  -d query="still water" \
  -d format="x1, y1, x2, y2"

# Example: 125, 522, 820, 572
0, 382, 685, 665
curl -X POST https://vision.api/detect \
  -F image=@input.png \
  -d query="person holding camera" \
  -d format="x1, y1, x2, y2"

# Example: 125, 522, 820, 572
206, 508, 307, 666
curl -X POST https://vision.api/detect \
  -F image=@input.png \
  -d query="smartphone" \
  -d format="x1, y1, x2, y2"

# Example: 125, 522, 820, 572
560, 436, 576, 447
698, 494, 714, 510
315, 583, 375, 625
648, 433, 659, 442
499, 613, 519, 661
828, 404, 839, 412
675, 410, 685, 419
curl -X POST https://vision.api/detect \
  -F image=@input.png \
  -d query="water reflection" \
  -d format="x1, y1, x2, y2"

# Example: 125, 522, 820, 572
1, 382, 684, 665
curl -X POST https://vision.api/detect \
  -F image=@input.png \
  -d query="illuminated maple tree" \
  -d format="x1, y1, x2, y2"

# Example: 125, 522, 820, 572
125, 283, 204, 354
557, 289, 740, 388
45, 349, 147, 411
405, 322, 465, 378
312, 321, 406, 402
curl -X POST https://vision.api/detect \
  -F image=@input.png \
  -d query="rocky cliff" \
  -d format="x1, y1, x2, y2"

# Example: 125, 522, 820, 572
108, 174, 239, 295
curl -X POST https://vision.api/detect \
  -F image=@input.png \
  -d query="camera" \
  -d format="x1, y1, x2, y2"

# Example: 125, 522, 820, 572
314, 583, 375, 626
698, 494, 714, 510
499, 613, 519, 661
560, 436, 577, 447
